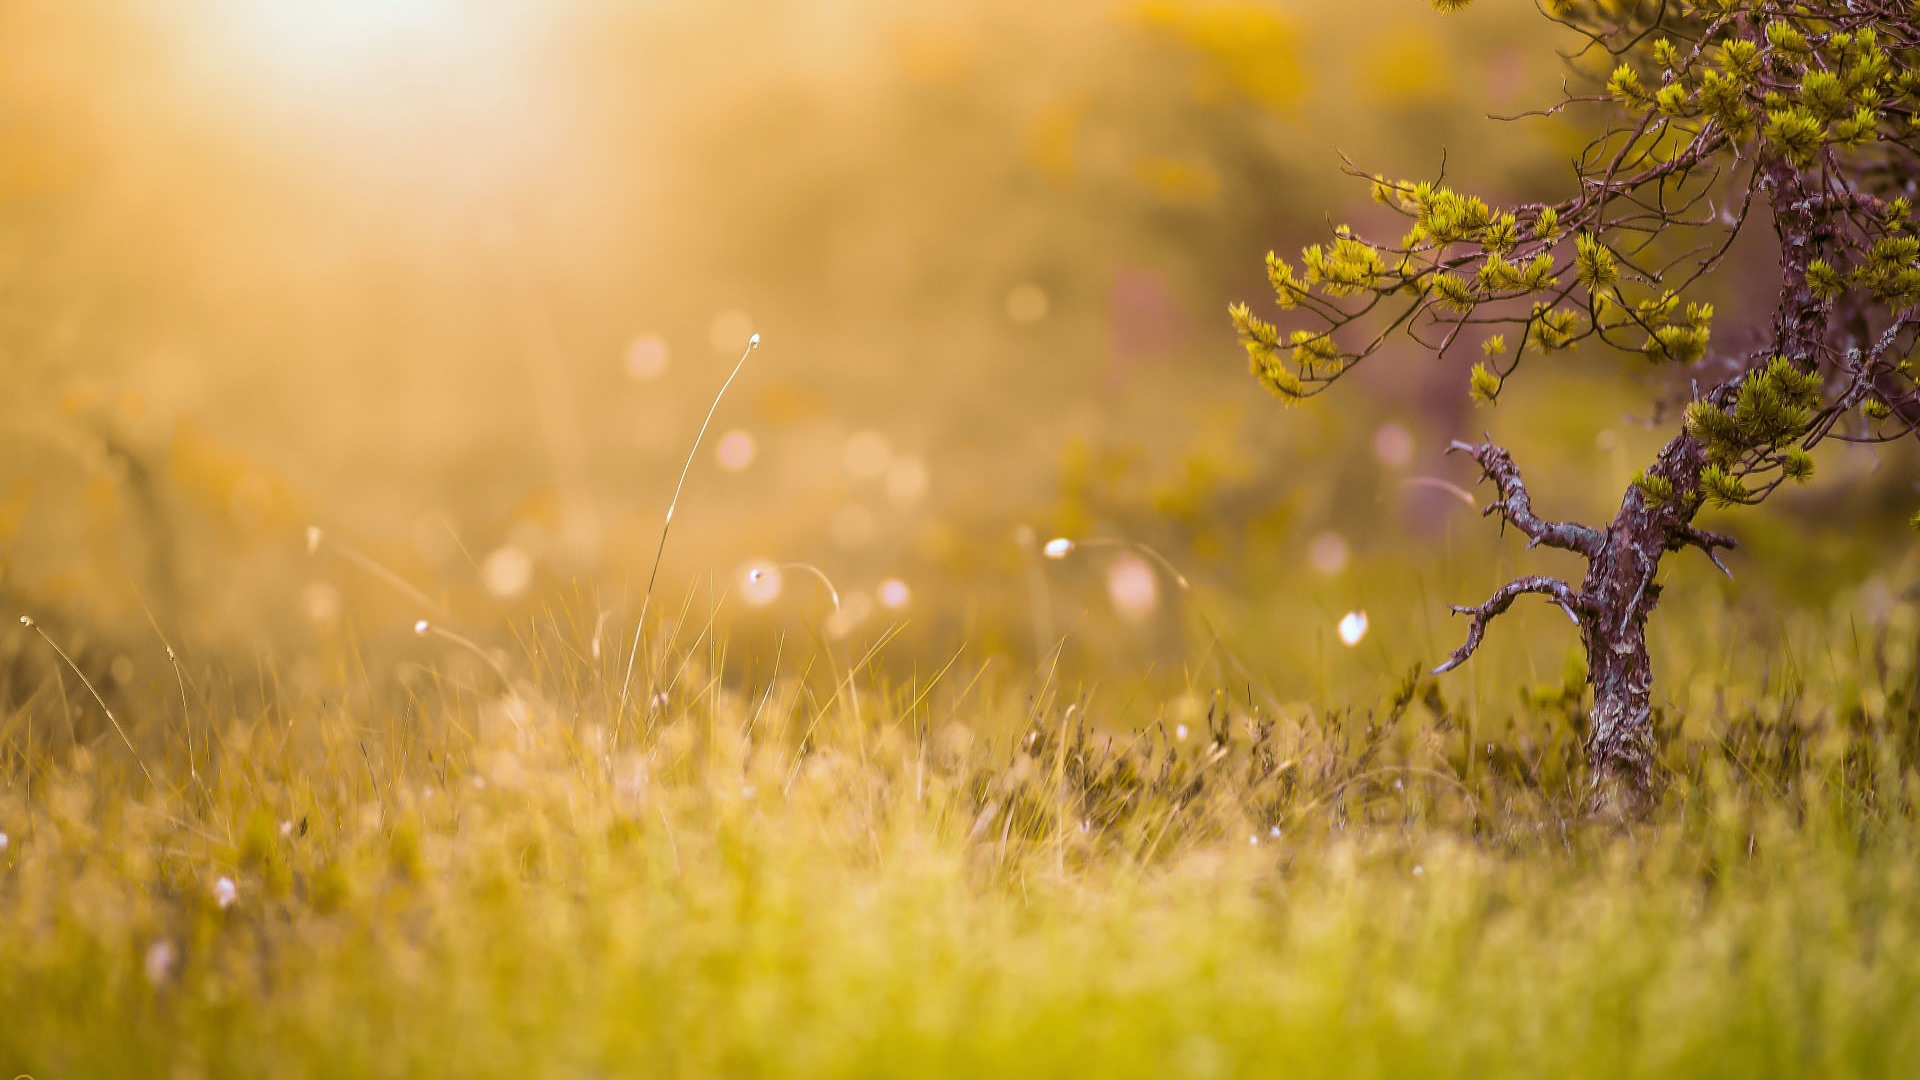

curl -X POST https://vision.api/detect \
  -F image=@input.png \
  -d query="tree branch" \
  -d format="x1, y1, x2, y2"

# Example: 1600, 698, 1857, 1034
1869, 369, 1920, 438
1668, 524, 1736, 578
1432, 575, 1589, 676
1448, 440, 1607, 559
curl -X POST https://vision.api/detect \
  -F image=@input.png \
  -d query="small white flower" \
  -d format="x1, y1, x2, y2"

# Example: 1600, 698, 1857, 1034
1337, 610, 1369, 647
1175, 723, 1189, 741
1412, 865, 1425, 877
214, 876, 237, 909
1248, 834, 1259, 845
1042, 537, 1074, 559
1268, 825, 1281, 838
740, 562, 782, 607
414, 619, 431, 635
0, 831, 9, 852
280, 820, 295, 838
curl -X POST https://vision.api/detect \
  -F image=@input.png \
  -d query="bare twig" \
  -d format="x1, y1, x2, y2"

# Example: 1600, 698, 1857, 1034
1448, 440, 1605, 558
1432, 576, 1589, 676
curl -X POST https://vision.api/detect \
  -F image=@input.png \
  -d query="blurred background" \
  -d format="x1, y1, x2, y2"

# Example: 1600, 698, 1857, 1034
2, 0, 1914, 721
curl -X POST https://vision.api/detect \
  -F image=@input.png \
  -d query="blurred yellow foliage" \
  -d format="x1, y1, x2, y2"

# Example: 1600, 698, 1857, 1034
167, 421, 303, 536
1132, 156, 1221, 204
0, 479, 34, 541
0, 0, 1901, 664
892, 19, 978, 83
1364, 27, 1449, 104
1023, 96, 1089, 182
1134, 0, 1303, 111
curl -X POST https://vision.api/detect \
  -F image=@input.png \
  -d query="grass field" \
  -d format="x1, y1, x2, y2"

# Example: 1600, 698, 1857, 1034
4, 551, 1918, 1078
6, 1, 1920, 1075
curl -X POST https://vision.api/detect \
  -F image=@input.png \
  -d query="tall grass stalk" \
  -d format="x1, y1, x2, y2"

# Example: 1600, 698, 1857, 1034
618, 333, 761, 721
17, 614, 154, 784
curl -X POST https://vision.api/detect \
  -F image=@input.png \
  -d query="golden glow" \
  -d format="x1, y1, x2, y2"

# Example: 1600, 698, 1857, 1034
175, 0, 563, 214
218, 0, 476, 80
193, 0, 549, 137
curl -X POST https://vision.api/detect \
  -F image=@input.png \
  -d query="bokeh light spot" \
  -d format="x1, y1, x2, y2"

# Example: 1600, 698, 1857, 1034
826, 590, 875, 639
878, 578, 911, 609
1106, 554, 1159, 623
885, 456, 930, 507
1307, 531, 1350, 576
625, 335, 670, 380
482, 545, 534, 598
716, 429, 757, 471
844, 430, 893, 479
740, 561, 782, 607
302, 582, 343, 624
1371, 423, 1415, 469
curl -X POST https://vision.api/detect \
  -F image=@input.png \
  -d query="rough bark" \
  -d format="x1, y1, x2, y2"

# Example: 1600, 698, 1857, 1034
1576, 515, 1663, 816
1582, 621, 1654, 817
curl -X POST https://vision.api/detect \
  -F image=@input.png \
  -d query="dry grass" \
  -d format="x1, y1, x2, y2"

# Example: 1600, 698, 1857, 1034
3, 561, 1918, 1078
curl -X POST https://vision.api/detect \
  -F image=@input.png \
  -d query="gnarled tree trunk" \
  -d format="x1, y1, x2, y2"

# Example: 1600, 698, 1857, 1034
1578, 537, 1659, 816
1573, 419, 1719, 814
1434, 436, 1728, 817
1430, 148, 1851, 817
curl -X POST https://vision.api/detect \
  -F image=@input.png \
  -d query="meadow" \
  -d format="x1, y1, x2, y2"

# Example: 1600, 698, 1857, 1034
3, 549, 1919, 1078
4, 0, 1920, 1075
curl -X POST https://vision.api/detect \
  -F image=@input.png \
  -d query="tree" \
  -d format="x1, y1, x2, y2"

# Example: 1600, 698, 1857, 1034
1233, 0, 1920, 814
